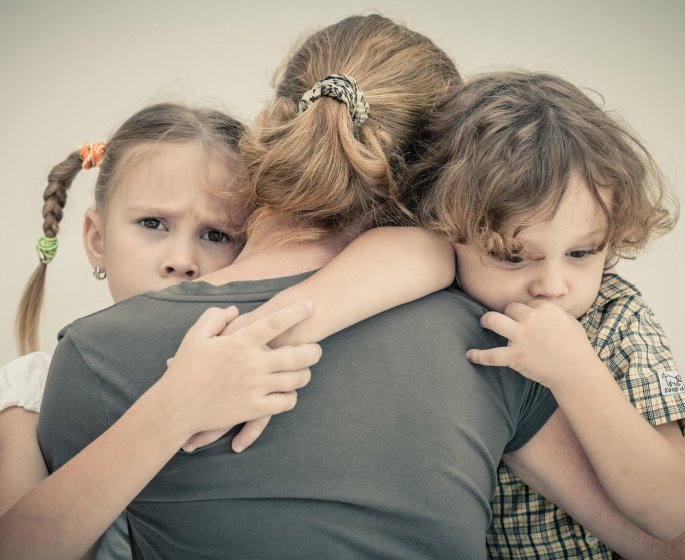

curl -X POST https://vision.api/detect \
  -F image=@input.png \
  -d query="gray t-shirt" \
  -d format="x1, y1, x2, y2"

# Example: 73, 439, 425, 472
39, 273, 557, 559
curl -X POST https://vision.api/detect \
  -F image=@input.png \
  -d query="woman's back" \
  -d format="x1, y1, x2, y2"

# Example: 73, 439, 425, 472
40, 276, 555, 559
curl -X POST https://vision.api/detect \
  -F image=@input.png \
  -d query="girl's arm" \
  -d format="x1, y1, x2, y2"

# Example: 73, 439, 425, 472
226, 227, 455, 345
0, 352, 50, 516
469, 300, 685, 539
0, 408, 47, 516
185, 227, 455, 452
0, 353, 108, 560
0, 303, 320, 560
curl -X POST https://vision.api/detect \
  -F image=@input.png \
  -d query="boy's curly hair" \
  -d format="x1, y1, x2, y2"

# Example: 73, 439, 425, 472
412, 71, 678, 265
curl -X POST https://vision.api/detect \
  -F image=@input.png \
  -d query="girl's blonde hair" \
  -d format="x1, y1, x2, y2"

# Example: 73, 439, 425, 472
16, 103, 244, 355
415, 71, 678, 263
239, 14, 461, 242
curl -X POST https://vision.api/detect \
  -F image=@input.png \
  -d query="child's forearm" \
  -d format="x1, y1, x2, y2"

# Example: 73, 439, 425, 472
228, 227, 454, 345
0, 303, 319, 559
508, 410, 685, 559
550, 361, 685, 539
469, 302, 685, 537
0, 385, 188, 560
0, 408, 48, 516
212, 228, 452, 454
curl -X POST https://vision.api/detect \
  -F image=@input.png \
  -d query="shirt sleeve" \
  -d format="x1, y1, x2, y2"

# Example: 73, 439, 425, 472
37, 328, 110, 474
503, 374, 558, 453
0, 351, 51, 413
599, 302, 685, 431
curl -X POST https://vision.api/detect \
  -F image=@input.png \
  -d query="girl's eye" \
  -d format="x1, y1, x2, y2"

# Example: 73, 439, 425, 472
568, 248, 598, 260
202, 229, 230, 244
139, 218, 165, 230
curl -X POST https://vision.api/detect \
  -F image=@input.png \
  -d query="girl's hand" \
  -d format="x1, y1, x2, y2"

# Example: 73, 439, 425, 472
159, 301, 322, 440
181, 227, 455, 453
466, 300, 600, 389
182, 416, 270, 453
181, 305, 302, 454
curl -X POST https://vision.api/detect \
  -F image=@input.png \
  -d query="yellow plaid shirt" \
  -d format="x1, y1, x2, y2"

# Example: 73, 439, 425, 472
486, 273, 684, 559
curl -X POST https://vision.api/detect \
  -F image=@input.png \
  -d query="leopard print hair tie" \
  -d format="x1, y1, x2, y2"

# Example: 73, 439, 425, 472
298, 74, 369, 125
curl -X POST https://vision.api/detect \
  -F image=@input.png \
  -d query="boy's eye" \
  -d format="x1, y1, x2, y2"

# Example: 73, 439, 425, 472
568, 248, 598, 260
501, 253, 524, 264
487, 250, 526, 267
139, 218, 165, 230
202, 229, 230, 244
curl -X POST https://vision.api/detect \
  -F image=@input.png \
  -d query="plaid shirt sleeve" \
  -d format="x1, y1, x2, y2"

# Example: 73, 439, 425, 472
589, 275, 684, 432
487, 273, 684, 559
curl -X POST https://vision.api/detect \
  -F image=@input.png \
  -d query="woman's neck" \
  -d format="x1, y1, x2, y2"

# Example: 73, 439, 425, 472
200, 218, 359, 285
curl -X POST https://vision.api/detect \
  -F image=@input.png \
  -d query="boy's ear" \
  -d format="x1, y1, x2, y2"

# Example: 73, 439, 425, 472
83, 208, 105, 268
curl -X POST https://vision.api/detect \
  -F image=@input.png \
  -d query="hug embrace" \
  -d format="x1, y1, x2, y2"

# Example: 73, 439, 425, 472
1, 13, 683, 560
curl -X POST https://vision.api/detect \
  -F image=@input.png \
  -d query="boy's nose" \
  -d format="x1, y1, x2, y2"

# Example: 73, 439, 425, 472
529, 265, 568, 300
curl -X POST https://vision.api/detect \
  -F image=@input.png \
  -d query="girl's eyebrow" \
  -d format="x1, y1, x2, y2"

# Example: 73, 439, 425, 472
126, 205, 201, 220
125, 205, 172, 215
126, 204, 231, 228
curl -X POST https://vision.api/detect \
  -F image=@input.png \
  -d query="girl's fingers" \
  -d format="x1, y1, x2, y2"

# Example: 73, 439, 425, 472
264, 344, 322, 373
241, 301, 315, 346
182, 429, 228, 452
479, 311, 518, 339
185, 307, 240, 341
466, 346, 512, 368
232, 416, 271, 453
266, 369, 312, 393
264, 391, 299, 414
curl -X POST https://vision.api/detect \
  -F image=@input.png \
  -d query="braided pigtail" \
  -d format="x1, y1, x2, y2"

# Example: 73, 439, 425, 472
16, 150, 86, 354
15, 103, 244, 354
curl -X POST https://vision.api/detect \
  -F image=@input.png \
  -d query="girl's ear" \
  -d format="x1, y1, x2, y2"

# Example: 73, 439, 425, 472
83, 208, 105, 268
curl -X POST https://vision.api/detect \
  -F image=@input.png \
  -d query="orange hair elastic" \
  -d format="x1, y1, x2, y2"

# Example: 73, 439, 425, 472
79, 142, 106, 169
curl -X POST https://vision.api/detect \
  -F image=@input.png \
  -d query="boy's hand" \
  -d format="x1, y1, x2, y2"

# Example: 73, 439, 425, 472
160, 301, 322, 441
466, 300, 600, 388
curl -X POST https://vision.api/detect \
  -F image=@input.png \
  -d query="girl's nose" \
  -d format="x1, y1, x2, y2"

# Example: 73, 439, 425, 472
160, 248, 200, 280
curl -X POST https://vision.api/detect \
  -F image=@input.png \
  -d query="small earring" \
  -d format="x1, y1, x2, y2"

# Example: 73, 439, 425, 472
93, 264, 107, 280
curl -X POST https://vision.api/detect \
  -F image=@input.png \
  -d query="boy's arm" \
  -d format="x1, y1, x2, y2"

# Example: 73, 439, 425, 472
470, 300, 685, 539
507, 409, 685, 560
227, 227, 455, 345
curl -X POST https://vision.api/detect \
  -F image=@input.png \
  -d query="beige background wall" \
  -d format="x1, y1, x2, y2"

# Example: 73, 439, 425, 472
1, 0, 683, 369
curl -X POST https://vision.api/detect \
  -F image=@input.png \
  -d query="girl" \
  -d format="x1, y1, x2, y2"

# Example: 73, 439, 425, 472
0, 100, 454, 558
415, 71, 685, 558
0, 102, 319, 559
